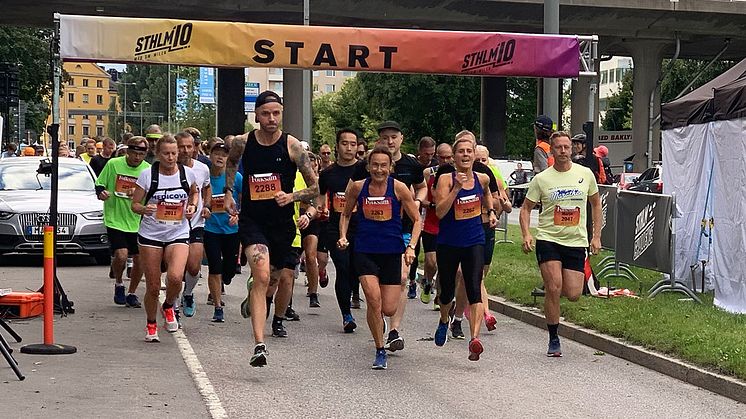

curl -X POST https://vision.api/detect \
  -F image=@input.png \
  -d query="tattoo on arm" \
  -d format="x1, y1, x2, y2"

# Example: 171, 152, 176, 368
225, 135, 247, 192
290, 139, 319, 203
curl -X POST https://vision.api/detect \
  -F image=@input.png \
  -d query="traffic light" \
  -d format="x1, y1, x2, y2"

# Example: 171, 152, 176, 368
0, 63, 20, 107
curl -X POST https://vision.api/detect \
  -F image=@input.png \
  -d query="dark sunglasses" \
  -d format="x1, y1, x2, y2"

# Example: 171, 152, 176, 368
321, 152, 332, 156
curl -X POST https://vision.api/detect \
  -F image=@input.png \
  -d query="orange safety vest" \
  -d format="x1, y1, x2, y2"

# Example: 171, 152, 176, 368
536, 141, 554, 167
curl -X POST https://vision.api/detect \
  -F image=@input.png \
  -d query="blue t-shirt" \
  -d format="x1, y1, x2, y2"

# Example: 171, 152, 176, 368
204, 171, 243, 234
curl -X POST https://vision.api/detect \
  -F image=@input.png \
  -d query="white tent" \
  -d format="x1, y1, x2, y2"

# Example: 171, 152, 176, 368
661, 59, 746, 314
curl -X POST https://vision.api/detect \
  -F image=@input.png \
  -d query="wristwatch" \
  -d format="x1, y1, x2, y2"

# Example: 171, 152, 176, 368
223, 186, 233, 193
406, 244, 416, 251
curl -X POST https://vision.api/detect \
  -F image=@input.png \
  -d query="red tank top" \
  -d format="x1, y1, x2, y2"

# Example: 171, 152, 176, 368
423, 176, 440, 234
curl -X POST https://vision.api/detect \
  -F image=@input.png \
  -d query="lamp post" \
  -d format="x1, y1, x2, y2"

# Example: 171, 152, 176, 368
120, 80, 136, 135
132, 100, 150, 135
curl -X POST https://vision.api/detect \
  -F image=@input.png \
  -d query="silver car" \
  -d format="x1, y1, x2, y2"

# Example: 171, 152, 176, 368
0, 157, 109, 264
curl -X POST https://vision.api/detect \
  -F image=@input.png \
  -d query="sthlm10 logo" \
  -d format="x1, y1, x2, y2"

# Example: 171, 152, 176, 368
461, 39, 516, 74
134, 23, 193, 60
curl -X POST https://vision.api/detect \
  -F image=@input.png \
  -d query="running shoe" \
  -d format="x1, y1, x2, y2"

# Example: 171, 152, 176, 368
485, 313, 497, 331
351, 295, 362, 309
407, 281, 417, 299
183, 294, 196, 317
319, 269, 329, 288
144, 322, 159, 342
212, 307, 225, 323
420, 281, 431, 304
162, 306, 179, 333
250, 343, 268, 367
309, 293, 320, 308
206, 293, 226, 306
284, 307, 300, 321
468, 337, 484, 361
174, 308, 182, 329
343, 314, 357, 333
384, 330, 404, 352
240, 277, 253, 319
547, 337, 562, 357
450, 320, 465, 340
125, 294, 142, 308
433, 296, 440, 311
114, 285, 126, 305
372, 349, 387, 370
223, 275, 232, 286
434, 321, 449, 346
272, 319, 288, 338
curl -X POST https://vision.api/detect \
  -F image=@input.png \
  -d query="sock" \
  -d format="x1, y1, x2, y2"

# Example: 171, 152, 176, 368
163, 302, 173, 310
454, 316, 463, 322
147, 319, 156, 324
183, 271, 199, 296
128, 293, 136, 297
547, 323, 559, 340
376, 347, 385, 352
272, 315, 284, 324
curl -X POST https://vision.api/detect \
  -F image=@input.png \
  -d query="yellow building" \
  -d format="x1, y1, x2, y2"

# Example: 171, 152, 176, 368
47, 62, 119, 147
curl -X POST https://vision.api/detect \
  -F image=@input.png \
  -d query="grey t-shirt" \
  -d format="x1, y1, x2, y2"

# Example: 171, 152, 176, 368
533, 146, 549, 173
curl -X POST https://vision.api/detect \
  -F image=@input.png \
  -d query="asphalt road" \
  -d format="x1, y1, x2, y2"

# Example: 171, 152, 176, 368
1, 255, 744, 418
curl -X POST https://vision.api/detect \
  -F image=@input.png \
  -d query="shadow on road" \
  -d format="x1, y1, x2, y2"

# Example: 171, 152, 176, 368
0, 254, 98, 267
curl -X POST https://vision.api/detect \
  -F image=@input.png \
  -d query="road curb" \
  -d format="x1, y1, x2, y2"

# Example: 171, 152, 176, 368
487, 295, 746, 404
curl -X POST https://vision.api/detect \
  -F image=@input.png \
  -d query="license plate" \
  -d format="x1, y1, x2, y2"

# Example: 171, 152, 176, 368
25, 226, 70, 235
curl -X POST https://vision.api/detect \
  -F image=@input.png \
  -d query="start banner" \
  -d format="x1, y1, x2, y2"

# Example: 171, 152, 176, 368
59, 14, 580, 78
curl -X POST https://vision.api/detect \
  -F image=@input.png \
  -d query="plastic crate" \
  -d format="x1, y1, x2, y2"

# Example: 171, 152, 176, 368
0, 291, 44, 319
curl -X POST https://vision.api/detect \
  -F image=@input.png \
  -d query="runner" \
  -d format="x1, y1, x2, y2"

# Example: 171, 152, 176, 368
204, 142, 242, 323
318, 128, 359, 331
174, 131, 212, 321
95, 136, 150, 307
131, 134, 199, 342
520, 131, 602, 357
433, 137, 496, 360
143, 124, 163, 164
223, 90, 318, 367
300, 152, 322, 308
350, 120, 426, 353
420, 142, 454, 308
338, 145, 421, 370
319, 143, 334, 171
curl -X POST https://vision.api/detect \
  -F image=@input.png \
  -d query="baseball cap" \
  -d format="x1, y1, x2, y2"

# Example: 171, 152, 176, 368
211, 143, 230, 154
534, 115, 553, 132
377, 120, 401, 133
571, 133, 586, 143
255, 90, 283, 109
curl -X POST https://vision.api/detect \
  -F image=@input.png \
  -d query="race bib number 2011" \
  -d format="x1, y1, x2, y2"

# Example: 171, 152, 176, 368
249, 173, 281, 201
155, 199, 185, 225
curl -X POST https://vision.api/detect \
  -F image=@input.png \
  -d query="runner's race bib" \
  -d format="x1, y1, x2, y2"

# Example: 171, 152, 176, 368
553, 205, 580, 226
454, 194, 481, 221
362, 197, 392, 221
249, 173, 281, 200
211, 193, 226, 213
332, 192, 348, 213
114, 174, 138, 198
155, 199, 185, 225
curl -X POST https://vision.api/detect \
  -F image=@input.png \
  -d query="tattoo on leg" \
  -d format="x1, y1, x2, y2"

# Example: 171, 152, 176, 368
251, 244, 269, 265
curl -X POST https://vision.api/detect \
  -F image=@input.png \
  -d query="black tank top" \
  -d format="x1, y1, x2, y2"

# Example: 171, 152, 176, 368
240, 130, 297, 223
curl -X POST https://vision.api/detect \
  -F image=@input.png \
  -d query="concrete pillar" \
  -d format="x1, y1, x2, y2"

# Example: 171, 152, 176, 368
217, 68, 245, 137
480, 77, 507, 157
542, 0, 560, 125
282, 69, 312, 142
570, 77, 591, 135
630, 42, 665, 171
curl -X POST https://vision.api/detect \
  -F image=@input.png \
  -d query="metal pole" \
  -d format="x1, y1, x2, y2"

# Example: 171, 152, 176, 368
542, 0, 560, 124
168, 64, 171, 132
301, 0, 312, 142
123, 77, 127, 135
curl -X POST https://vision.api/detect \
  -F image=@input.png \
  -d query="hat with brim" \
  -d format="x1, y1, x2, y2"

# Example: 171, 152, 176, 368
377, 120, 401, 133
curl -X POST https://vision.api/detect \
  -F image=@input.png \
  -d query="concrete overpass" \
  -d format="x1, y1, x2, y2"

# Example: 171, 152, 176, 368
4, 0, 746, 168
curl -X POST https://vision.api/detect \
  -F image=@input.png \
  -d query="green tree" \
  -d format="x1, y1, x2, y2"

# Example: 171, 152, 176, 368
601, 70, 633, 131
0, 26, 55, 137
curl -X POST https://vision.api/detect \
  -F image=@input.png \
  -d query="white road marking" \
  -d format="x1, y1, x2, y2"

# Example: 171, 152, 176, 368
174, 328, 228, 419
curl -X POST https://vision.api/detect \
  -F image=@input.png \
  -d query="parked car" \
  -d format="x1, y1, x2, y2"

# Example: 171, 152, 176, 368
0, 157, 109, 264
628, 165, 663, 194
618, 172, 641, 190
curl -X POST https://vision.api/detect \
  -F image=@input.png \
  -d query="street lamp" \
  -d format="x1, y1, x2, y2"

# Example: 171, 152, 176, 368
120, 80, 136, 134
132, 101, 150, 135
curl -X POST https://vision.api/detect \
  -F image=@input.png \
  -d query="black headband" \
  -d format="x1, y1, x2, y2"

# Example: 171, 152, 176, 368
128, 144, 148, 152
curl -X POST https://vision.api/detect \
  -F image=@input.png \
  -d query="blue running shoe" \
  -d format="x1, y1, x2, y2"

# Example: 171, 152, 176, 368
343, 314, 357, 333
435, 320, 449, 346
183, 294, 195, 317
407, 281, 417, 299
125, 293, 141, 308
547, 337, 562, 357
212, 307, 225, 323
372, 349, 387, 370
114, 285, 126, 305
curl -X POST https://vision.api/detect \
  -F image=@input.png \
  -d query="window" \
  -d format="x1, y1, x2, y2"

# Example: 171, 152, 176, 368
69, 78, 74, 86
82, 114, 89, 120
96, 95, 103, 105
110, 96, 116, 105
96, 127, 103, 136
82, 79, 88, 87
269, 68, 283, 75
96, 115, 103, 121
313, 84, 319, 92
68, 93, 74, 102
82, 94, 89, 104
342, 71, 354, 77
616, 68, 625, 82
325, 70, 335, 77
601, 70, 608, 84
68, 125, 75, 135
325, 84, 335, 93
96, 80, 103, 88
268, 81, 283, 94
313, 70, 319, 77
82, 126, 89, 136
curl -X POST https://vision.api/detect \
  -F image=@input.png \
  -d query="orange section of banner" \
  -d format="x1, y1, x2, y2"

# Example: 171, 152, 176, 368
59, 14, 580, 78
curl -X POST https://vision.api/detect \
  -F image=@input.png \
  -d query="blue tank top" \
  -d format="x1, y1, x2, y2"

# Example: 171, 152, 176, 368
354, 177, 404, 254
437, 172, 485, 247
